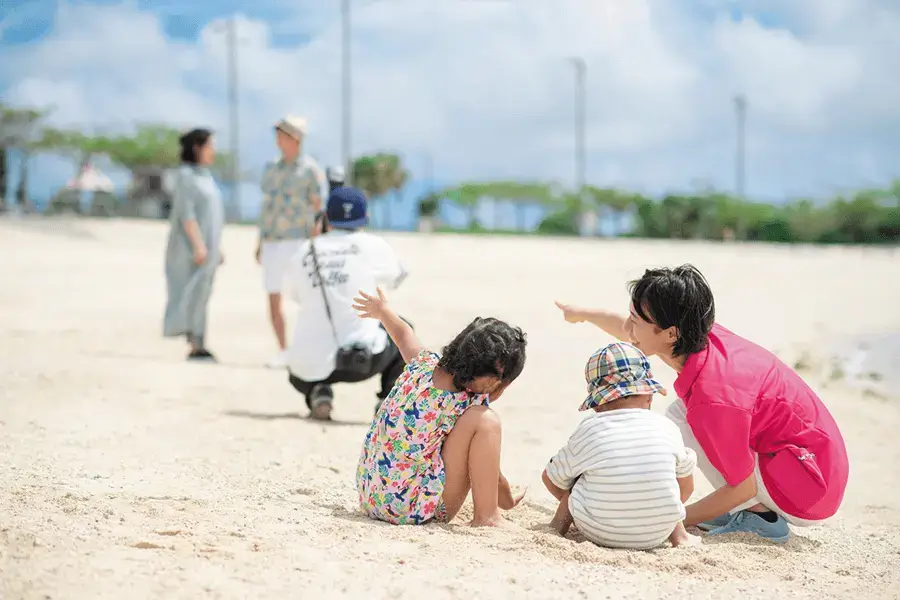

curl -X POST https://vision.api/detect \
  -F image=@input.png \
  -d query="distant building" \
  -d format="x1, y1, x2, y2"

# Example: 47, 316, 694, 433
48, 162, 117, 216
123, 167, 173, 219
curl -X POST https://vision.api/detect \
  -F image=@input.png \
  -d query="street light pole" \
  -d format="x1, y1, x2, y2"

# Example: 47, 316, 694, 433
570, 57, 586, 194
225, 15, 241, 221
569, 57, 589, 235
734, 94, 747, 199
341, 0, 352, 185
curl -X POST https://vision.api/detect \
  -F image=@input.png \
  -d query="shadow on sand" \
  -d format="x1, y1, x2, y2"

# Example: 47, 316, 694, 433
222, 409, 370, 428
84, 350, 269, 372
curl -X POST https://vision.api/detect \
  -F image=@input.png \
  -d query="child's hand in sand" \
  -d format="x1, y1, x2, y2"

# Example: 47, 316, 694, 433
507, 488, 527, 509
353, 287, 389, 320
499, 478, 527, 510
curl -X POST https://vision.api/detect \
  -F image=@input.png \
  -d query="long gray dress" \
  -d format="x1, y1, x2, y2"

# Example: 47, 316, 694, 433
163, 165, 224, 347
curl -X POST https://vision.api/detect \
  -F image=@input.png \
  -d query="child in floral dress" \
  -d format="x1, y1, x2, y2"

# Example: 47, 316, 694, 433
352, 287, 528, 526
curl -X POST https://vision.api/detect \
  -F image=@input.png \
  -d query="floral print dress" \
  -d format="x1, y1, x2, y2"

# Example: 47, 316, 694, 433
356, 350, 489, 525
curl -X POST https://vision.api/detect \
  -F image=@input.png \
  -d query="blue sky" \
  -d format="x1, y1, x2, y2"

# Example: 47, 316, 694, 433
2, 0, 899, 225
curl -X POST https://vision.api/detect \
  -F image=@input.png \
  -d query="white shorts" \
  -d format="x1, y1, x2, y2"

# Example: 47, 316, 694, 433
261, 239, 303, 294
665, 399, 818, 527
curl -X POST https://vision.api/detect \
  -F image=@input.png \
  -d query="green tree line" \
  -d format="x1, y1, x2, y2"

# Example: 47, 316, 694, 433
1, 103, 240, 212
1, 101, 403, 216
3, 102, 898, 244
424, 181, 900, 245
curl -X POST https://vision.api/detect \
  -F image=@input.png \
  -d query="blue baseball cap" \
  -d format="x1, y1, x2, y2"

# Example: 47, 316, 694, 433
326, 186, 368, 229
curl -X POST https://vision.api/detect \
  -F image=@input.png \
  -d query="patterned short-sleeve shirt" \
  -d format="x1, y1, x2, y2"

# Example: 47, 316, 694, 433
356, 350, 490, 525
259, 156, 325, 241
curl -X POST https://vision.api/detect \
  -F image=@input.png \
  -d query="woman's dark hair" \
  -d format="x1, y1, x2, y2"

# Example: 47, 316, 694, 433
627, 264, 715, 357
179, 128, 212, 164
438, 317, 527, 390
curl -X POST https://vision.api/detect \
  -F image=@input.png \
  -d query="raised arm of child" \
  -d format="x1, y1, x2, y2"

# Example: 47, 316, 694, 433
352, 287, 423, 362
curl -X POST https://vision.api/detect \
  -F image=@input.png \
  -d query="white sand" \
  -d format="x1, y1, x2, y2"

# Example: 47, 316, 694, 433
2, 217, 899, 600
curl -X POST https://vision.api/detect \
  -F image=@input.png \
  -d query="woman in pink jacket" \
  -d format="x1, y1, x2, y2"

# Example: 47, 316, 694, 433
556, 264, 849, 543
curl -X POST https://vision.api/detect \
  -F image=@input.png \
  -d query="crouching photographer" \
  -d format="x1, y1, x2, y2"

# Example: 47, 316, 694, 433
282, 186, 409, 420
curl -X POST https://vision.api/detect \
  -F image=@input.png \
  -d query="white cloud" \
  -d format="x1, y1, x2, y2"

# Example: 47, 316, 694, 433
2, 0, 899, 205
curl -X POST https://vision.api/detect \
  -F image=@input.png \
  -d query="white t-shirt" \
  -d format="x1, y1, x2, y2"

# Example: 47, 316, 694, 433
283, 230, 407, 380
545, 409, 697, 550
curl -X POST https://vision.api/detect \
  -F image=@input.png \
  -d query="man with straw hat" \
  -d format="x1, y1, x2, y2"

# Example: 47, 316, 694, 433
256, 115, 326, 368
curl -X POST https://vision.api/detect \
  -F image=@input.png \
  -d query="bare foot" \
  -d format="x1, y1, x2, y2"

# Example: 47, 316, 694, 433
669, 522, 702, 548
470, 512, 518, 529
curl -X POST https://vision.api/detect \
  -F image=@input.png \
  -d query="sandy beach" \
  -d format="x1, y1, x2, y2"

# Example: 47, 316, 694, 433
2, 217, 899, 600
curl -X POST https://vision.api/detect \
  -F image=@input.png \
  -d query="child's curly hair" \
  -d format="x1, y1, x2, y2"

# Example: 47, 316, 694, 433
438, 317, 527, 391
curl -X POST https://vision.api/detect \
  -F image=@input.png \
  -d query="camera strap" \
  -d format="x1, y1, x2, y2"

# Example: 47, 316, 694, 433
308, 238, 340, 345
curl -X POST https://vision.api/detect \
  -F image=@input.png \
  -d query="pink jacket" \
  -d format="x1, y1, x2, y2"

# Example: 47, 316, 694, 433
673, 324, 849, 520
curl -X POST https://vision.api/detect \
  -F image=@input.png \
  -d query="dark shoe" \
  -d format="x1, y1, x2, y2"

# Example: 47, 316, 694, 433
187, 348, 217, 362
308, 384, 334, 421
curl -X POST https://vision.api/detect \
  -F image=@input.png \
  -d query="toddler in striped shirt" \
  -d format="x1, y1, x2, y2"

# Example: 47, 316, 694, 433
541, 342, 699, 549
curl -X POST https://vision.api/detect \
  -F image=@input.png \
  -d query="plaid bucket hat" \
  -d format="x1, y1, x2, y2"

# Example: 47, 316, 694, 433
581, 342, 666, 411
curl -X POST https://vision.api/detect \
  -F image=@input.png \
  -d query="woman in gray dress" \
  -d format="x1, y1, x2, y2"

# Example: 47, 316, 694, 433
163, 128, 224, 361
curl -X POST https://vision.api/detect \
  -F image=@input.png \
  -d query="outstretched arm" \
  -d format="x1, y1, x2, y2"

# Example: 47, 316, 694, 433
554, 301, 628, 341
353, 287, 423, 363
379, 305, 423, 363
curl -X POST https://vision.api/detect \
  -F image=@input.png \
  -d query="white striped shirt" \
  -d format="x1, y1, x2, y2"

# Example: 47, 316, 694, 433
545, 409, 696, 550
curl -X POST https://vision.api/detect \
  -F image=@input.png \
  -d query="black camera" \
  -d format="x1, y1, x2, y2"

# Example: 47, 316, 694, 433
335, 344, 373, 375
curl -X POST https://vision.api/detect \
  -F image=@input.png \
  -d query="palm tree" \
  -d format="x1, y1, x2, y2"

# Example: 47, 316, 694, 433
351, 153, 407, 229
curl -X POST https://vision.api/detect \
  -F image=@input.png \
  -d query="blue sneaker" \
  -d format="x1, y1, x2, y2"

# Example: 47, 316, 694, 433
696, 512, 736, 532
707, 510, 790, 544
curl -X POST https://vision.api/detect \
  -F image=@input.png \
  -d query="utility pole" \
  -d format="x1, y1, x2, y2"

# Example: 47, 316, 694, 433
571, 57, 586, 194
734, 94, 747, 199
225, 16, 241, 221
341, 0, 352, 185
570, 57, 590, 236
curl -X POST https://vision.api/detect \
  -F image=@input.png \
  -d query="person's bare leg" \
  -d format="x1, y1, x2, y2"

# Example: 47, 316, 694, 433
669, 521, 701, 547
550, 491, 574, 537
440, 405, 504, 526
268, 293, 286, 350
